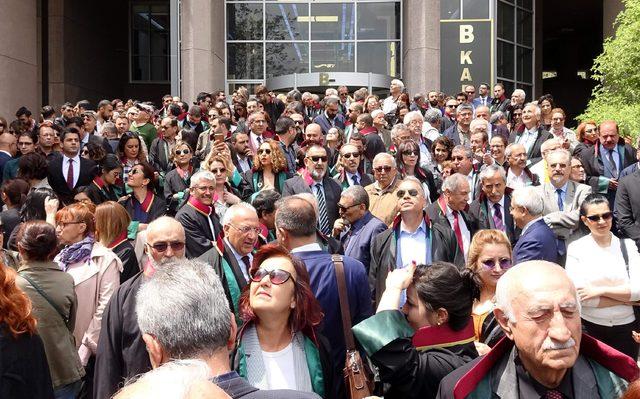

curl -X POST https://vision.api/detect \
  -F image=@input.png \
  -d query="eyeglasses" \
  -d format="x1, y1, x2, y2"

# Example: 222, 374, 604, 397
251, 268, 294, 285
175, 149, 191, 155
195, 185, 215, 192
341, 152, 360, 159
585, 212, 613, 222
258, 148, 271, 155
374, 165, 393, 173
337, 203, 360, 212
308, 155, 328, 163
57, 221, 84, 229
445, 104, 457, 108
148, 241, 186, 252
452, 156, 466, 161
129, 168, 142, 176
481, 258, 512, 270
402, 150, 419, 156
230, 224, 261, 235
253, 120, 267, 124
396, 189, 419, 198
293, 120, 303, 125
211, 168, 227, 175
584, 128, 598, 134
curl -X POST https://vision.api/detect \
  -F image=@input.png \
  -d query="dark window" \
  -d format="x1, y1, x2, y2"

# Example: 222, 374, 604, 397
131, 2, 170, 82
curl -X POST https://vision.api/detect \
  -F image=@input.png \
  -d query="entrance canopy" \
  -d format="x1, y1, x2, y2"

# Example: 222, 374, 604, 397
266, 72, 394, 95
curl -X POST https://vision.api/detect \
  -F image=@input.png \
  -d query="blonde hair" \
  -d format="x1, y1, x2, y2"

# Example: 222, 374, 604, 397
95, 201, 131, 245
466, 229, 512, 272
253, 139, 287, 173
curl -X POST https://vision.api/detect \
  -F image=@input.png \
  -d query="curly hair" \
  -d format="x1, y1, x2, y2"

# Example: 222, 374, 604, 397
239, 244, 323, 340
0, 264, 37, 337
253, 139, 287, 174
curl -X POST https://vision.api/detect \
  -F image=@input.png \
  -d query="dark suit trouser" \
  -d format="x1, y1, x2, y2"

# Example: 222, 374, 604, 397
582, 318, 639, 359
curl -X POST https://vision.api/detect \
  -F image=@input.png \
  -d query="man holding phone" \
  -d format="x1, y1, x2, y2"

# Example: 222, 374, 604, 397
195, 116, 230, 161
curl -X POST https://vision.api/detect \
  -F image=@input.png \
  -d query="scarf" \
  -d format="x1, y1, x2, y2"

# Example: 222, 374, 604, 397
57, 235, 95, 271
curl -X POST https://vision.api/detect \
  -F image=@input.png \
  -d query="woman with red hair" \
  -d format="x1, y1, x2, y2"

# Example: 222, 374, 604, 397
0, 261, 54, 398
232, 244, 334, 398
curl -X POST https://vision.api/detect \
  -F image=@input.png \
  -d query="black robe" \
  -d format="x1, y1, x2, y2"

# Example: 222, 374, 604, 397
85, 180, 119, 205
93, 272, 149, 399
112, 240, 139, 284
119, 192, 167, 224
175, 203, 222, 259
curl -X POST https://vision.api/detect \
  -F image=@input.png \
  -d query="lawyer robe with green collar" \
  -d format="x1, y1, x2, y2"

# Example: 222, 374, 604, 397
353, 310, 478, 399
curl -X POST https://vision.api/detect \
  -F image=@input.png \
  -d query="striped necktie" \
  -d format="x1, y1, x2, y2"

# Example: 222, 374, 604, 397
315, 183, 331, 235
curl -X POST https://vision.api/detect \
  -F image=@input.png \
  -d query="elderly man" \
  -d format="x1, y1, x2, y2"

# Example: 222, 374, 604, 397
383, 79, 404, 115
505, 143, 540, 189
529, 137, 566, 182
313, 97, 346, 135
508, 103, 552, 165
476, 104, 509, 142
175, 170, 223, 258
365, 153, 401, 226
370, 177, 460, 304
443, 103, 473, 146
403, 110, 433, 169
510, 186, 559, 265
371, 109, 392, 149
469, 165, 519, 245
540, 149, 592, 253
135, 258, 319, 398
423, 108, 443, 142
390, 123, 412, 154
282, 144, 342, 236
437, 261, 639, 398
246, 111, 274, 153
94, 217, 187, 399
451, 145, 481, 201
334, 143, 373, 189
581, 120, 636, 208
332, 185, 386, 271
426, 173, 474, 263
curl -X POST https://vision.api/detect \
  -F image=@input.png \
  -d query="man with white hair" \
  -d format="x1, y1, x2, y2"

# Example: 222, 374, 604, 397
437, 261, 639, 398
403, 110, 433, 169
371, 109, 392, 149
176, 170, 223, 258
365, 152, 401, 225
383, 79, 404, 115
529, 136, 565, 180
509, 103, 553, 165
423, 108, 442, 142
443, 103, 473, 146
510, 186, 559, 264
94, 217, 187, 399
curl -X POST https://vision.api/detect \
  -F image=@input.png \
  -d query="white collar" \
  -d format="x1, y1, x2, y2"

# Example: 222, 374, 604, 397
291, 243, 322, 253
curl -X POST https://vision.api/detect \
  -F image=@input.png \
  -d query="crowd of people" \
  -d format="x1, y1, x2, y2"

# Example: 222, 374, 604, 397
2, 80, 640, 398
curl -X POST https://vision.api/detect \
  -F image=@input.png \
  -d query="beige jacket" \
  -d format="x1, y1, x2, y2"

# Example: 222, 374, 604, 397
365, 178, 401, 226
58, 242, 122, 366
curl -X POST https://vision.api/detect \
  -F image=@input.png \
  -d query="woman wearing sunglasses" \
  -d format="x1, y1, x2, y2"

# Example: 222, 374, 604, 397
86, 154, 123, 205
467, 229, 512, 355
232, 243, 334, 398
353, 261, 480, 399
119, 161, 166, 238
203, 155, 241, 220
566, 193, 640, 359
163, 142, 195, 215
395, 139, 439, 203
573, 120, 599, 158
233, 139, 288, 202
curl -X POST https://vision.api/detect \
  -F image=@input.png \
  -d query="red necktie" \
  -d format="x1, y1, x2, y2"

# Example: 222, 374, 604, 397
66, 159, 74, 189
452, 210, 464, 254
544, 390, 563, 399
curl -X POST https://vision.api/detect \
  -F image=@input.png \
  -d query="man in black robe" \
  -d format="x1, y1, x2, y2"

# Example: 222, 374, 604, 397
93, 217, 186, 399
175, 170, 223, 258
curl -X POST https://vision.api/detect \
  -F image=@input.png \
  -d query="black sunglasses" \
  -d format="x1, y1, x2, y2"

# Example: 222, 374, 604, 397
481, 258, 512, 270
211, 168, 226, 174
341, 152, 360, 159
374, 166, 393, 173
338, 203, 360, 212
308, 155, 328, 163
396, 189, 419, 198
175, 149, 191, 155
259, 148, 272, 155
402, 150, 419, 156
251, 268, 294, 285
148, 241, 185, 252
585, 212, 613, 222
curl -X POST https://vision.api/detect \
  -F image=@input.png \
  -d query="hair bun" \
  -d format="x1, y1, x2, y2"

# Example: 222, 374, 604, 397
460, 268, 482, 301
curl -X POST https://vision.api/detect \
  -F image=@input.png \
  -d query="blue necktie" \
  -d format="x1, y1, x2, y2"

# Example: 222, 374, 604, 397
556, 188, 564, 211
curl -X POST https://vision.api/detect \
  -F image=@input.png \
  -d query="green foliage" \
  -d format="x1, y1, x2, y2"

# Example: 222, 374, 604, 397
579, 0, 640, 138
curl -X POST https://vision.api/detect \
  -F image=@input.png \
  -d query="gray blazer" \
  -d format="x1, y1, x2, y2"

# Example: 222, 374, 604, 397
539, 180, 592, 241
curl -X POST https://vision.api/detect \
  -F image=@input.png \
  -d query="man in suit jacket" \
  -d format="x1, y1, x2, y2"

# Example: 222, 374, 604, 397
47, 128, 96, 205
508, 103, 552, 165
443, 104, 473, 146
66, 115, 113, 155
313, 97, 346, 135
539, 149, 592, 251
333, 143, 373, 189
510, 186, 559, 265
0, 132, 16, 182
282, 144, 342, 236
468, 164, 519, 245
616, 168, 640, 252
471, 83, 492, 108
580, 120, 636, 209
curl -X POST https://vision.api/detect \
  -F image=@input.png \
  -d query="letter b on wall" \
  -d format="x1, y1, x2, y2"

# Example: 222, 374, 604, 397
460, 25, 474, 43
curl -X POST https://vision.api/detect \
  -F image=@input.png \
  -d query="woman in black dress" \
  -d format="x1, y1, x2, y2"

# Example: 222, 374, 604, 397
95, 201, 140, 283
85, 154, 123, 205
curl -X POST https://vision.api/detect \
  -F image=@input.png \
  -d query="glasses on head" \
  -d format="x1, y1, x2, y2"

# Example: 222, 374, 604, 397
341, 152, 360, 159
251, 268, 294, 285
175, 149, 191, 156
374, 165, 393, 173
258, 148, 272, 155
481, 258, 512, 270
308, 155, 328, 163
402, 150, 419, 157
396, 189, 420, 198
585, 212, 613, 222
230, 224, 261, 235
211, 168, 226, 175
337, 203, 360, 212
148, 241, 185, 252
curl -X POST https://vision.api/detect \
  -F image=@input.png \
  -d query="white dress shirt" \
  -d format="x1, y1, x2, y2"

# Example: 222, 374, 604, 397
506, 168, 532, 189
250, 132, 264, 150
225, 238, 253, 283
62, 154, 81, 188
516, 127, 538, 155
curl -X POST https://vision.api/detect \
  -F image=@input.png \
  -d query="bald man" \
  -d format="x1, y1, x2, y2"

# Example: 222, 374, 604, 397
94, 217, 186, 399
437, 261, 639, 398
0, 132, 16, 182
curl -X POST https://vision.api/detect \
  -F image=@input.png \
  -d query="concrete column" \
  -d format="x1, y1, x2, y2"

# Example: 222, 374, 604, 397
603, 0, 624, 39
0, 0, 39, 119
402, 0, 440, 95
181, 0, 225, 103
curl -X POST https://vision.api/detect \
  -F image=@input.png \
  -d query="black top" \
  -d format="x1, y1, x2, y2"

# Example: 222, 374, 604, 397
0, 207, 20, 249
213, 371, 321, 399
112, 240, 139, 284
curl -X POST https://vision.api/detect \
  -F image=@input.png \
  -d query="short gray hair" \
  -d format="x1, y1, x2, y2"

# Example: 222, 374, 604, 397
100, 122, 118, 136
504, 143, 524, 159
470, 118, 490, 134
524, 102, 541, 118
490, 111, 506, 124
136, 259, 231, 359
547, 148, 571, 164
341, 185, 369, 209
325, 88, 338, 97
442, 173, 469, 193
479, 164, 506, 183
220, 202, 257, 226
511, 186, 544, 216
117, 359, 212, 398
371, 109, 384, 119
452, 145, 473, 160
274, 196, 317, 237
391, 78, 404, 88
457, 104, 474, 115
512, 89, 526, 100
391, 123, 410, 139
424, 108, 442, 124
189, 170, 216, 188
372, 152, 396, 167
403, 111, 423, 125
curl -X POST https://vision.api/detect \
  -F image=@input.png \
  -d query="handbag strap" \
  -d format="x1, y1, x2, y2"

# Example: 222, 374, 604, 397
332, 254, 356, 350
18, 272, 70, 326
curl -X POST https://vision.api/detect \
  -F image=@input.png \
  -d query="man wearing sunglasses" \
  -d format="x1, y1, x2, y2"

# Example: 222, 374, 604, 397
94, 217, 186, 399
365, 152, 401, 226
282, 144, 342, 236
334, 144, 372, 189
344, 102, 363, 142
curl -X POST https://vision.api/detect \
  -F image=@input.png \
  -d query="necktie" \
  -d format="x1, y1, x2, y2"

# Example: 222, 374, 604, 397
66, 158, 74, 189
556, 188, 564, 211
257, 136, 263, 145
316, 184, 331, 235
544, 389, 563, 399
492, 203, 505, 232
452, 210, 464, 254
352, 174, 360, 186
241, 255, 251, 278
607, 149, 618, 179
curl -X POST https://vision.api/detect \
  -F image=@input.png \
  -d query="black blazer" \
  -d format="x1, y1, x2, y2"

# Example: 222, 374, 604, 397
47, 155, 97, 205
426, 200, 476, 267
468, 193, 520, 246
282, 175, 343, 229
615, 169, 640, 251
581, 139, 636, 194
